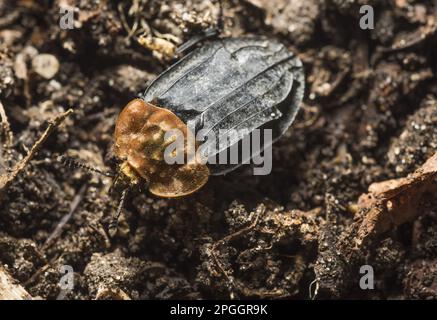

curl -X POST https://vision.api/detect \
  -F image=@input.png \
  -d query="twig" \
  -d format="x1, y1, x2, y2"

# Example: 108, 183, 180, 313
23, 255, 61, 287
212, 204, 264, 248
0, 100, 14, 147
118, 1, 143, 40
43, 183, 87, 250
0, 265, 33, 300
0, 109, 73, 191
22, 264, 51, 288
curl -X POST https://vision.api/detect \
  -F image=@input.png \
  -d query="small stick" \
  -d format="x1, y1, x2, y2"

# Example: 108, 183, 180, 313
43, 183, 87, 250
0, 100, 13, 147
212, 204, 264, 249
0, 265, 33, 300
0, 109, 73, 191
23, 254, 62, 288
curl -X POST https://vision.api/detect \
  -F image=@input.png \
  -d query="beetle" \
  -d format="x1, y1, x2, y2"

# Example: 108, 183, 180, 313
60, 3, 305, 236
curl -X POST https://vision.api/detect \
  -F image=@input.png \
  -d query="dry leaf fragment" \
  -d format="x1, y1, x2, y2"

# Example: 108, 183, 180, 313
356, 152, 437, 243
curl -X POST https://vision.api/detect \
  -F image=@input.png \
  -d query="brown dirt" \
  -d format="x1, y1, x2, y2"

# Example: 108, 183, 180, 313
0, 0, 436, 300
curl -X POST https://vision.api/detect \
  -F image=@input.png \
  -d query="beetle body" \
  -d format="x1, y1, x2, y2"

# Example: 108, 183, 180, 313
114, 37, 304, 197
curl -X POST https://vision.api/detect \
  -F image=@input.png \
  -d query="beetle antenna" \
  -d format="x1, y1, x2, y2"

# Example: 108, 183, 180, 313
57, 155, 115, 178
108, 188, 129, 237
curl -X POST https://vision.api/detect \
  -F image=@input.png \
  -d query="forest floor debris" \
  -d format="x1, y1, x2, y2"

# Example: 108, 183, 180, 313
0, 0, 436, 299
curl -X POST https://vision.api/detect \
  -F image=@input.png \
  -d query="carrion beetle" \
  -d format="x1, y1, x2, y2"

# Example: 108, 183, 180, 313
60, 2, 305, 235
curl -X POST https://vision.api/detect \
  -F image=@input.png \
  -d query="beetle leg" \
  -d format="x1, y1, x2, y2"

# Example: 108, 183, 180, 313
176, 28, 219, 55
108, 188, 129, 237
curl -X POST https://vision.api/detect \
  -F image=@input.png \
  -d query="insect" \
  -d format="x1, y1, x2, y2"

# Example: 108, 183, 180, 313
60, 1, 305, 236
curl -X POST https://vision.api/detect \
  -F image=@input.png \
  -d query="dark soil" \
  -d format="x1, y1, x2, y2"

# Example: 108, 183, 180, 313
0, 0, 436, 300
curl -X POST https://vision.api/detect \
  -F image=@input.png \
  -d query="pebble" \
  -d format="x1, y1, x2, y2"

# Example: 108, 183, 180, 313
31, 54, 60, 79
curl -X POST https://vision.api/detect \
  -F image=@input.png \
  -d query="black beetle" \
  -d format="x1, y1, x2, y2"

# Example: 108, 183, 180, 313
142, 37, 305, 175
60, 6, 305, 235
111, 37, 304, 204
